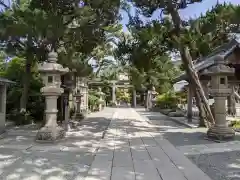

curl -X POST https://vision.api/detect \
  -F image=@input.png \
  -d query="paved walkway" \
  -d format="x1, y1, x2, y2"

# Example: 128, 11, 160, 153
0, 108, 115, 180
136, 108, 240, 180
85, 107, 212, 180
0, 107, 215, 180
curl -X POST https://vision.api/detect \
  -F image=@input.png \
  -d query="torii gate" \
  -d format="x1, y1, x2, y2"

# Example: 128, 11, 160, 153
88, 79, 137, 107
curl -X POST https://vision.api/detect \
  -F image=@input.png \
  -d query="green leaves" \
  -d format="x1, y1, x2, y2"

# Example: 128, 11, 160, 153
115, 14, 179, 93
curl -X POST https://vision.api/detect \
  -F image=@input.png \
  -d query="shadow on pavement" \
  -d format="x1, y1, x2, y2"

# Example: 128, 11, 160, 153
0, 108, 115, 179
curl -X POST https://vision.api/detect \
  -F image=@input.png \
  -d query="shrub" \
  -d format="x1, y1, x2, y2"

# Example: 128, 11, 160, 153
8, 109, 33, 125
230, 120, 240, 128
108, 101, 116, 107
156, 92, 178, 109
69, 107, 75, 119
88, 94, 99, 111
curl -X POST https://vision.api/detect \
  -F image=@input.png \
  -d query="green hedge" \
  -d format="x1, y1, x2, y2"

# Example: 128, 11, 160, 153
156, 92, 178, 109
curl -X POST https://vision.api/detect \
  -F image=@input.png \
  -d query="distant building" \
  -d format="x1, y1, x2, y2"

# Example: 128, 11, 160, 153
172, 60, 187, 92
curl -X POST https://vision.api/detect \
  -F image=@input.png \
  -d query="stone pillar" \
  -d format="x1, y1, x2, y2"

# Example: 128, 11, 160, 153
36, 51, 69, 142
77, 98, 80, 113
0, 85, 7, 132
144, 92, 147, 108
146, 90, 152, 110
64, 96, 70, 131
74, 91, 83, 120
227, 85, 236, 116
86, 86, 89, 113
112, 83, 116, 104
187, 85, 193, 119
133, 89, 137, 108
98, 87, 104, 111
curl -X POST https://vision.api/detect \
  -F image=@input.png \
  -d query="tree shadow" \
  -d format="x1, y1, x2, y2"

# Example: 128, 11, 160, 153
188, 151, 240, 180
135, 108, 238, 147
0, 147, 91, 179
0, 109, 116, 179
135, 107, 240, 180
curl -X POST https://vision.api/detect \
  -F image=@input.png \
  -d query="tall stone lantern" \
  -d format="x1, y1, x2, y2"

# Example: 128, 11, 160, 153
36, 51, 69, 142
80, 81, 88, 114
151, 86, 158, 108
205, 61, 235, 140
98, 87, 105, 111
73, 89, 83, 120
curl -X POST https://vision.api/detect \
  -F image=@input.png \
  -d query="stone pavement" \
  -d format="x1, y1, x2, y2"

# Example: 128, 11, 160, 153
85, 107, 212, 180
0, 107, 115, 180
136, 108, 240, 180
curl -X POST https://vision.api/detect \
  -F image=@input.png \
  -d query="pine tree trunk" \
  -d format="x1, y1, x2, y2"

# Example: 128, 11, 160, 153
168, 3, 215, 125
20, 54, 32, 112
194, 90, 208, 127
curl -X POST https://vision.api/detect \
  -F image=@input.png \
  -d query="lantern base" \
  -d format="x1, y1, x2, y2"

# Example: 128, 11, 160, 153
35, 126, 66, 143
74, 112, 85, 121
207, 125, 235, 140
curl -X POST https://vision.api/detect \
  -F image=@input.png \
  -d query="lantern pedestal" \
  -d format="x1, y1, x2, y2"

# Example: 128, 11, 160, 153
207, 95, 235, 140
36, 88, 66, 142
207, 125, 235, 140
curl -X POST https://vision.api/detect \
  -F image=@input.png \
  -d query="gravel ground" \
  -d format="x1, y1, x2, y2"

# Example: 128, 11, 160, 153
188, 151, 240, 180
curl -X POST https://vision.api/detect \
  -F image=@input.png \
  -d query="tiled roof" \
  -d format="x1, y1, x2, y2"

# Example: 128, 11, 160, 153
0, 77, 15, 84
173, 39, 240, 83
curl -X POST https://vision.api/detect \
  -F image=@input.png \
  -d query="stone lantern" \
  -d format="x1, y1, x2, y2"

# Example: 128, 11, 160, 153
205, 62, 235, 139
97, 87, 105, 111
36, 51, 69, 142
111, 80, 117, 106
73, 89, 83, 120
80, 81, 88, 114
151, 86, 158, 108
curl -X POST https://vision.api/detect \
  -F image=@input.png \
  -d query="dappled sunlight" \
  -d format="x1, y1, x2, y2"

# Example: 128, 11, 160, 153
188, 151, 240, 180
0, 108, 117, 179
2, 106, 239, 179
0, 153, 90, 179
227, 162, 240, 169
0, 154, 15, 160
15, 136, 29, 141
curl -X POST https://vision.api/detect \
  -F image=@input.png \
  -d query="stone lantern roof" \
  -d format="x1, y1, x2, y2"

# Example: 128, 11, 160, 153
173, 39, 240, 83
38, 51, 69, 74
0, 77, 15, 85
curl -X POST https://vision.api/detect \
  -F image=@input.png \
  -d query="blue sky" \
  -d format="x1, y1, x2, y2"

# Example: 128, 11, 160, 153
120, 0, 240, 32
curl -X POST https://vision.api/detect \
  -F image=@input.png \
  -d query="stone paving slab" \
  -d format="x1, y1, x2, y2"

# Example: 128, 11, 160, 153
157, 139, 212, 180
0, 108, 116, 180
133, 159, 161, 180
84, 107, 213, 180
112, 166, 135, 180
177, 141, 240, 155
147, 146, 187, 180
137, 107, 240, 180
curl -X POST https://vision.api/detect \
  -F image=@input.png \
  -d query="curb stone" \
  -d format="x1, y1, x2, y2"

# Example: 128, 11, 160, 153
134, 108, 197, 128
167, 116, 197, 128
